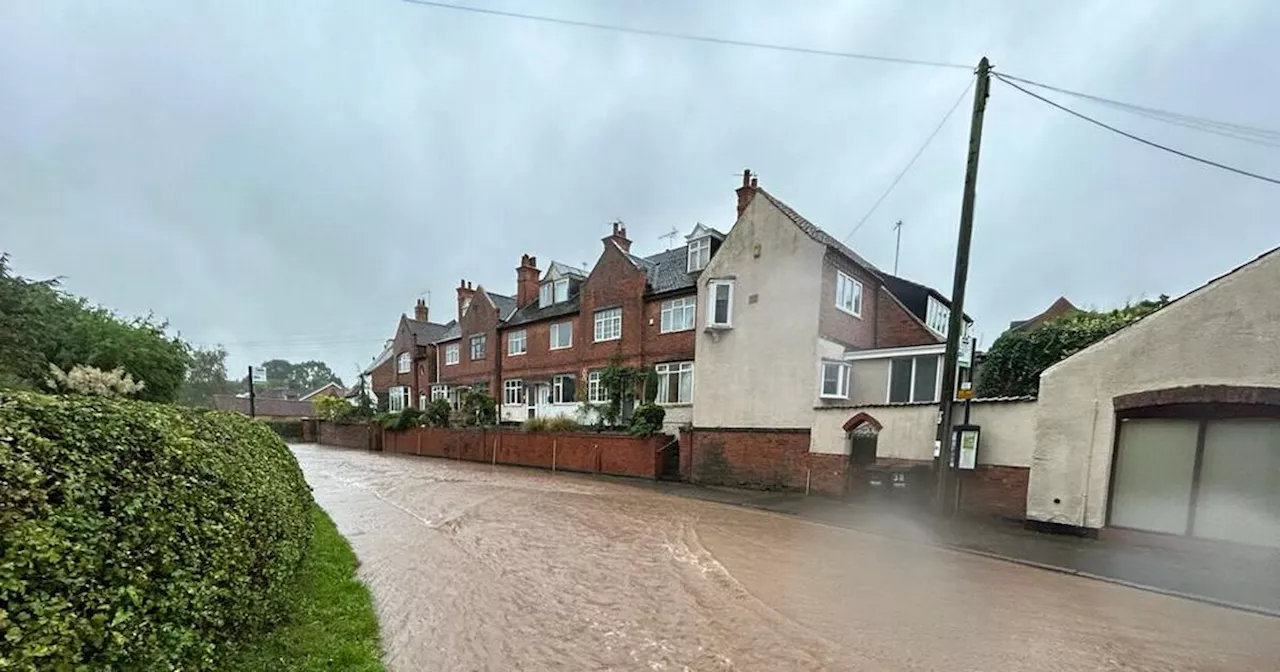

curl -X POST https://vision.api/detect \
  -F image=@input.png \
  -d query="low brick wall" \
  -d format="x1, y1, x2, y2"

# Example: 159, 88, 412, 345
318, 421, 378, 451
686, 428, 824, 492
959, 465, 1029, 520
381, 427, 669, 479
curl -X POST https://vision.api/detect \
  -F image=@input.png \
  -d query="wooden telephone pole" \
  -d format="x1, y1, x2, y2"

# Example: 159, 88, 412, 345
935, 57, 991, 515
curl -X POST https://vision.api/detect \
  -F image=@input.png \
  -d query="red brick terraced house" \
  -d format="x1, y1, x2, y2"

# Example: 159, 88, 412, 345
688, 170, 974, 494
496, 221, 723, 433
429, 282, 518, 408
369, 298, 457, 411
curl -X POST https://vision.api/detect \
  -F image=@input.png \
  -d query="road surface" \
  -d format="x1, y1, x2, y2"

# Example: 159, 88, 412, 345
293, 444, 1280, 671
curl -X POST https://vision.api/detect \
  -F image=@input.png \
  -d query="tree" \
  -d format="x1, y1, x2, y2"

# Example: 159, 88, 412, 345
181, 346, 233, 407
243, 359, 343, 395
977, 297, 1170, 398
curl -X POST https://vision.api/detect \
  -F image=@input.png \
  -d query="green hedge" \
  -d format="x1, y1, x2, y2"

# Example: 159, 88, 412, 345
0, 391, 315, 670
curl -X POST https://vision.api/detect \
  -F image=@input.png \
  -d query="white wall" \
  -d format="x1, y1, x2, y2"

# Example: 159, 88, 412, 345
1029, 249, 1280, 529
693, 196, 826, 428
810, 400, 1036, 468
660, 404, 692, 435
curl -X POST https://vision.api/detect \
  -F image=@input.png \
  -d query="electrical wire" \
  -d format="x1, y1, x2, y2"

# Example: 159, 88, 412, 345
994, 74, 1280, 187
401, 0, 973, 70
842, 76, 975, 242
997, 72, 1280, 147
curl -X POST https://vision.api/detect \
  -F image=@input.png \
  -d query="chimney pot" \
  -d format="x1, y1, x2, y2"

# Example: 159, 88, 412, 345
741, 168, 751, 187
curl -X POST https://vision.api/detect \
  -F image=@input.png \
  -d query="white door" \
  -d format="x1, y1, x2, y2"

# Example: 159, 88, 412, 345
1194, 419, 1280, 548
1110, 419, 1199, 535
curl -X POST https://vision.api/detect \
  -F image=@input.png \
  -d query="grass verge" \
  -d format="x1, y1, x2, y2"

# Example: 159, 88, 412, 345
222, 505, 384, 671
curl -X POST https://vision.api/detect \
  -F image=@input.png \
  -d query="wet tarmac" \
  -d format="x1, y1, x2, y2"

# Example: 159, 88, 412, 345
294, 444, 1280, 671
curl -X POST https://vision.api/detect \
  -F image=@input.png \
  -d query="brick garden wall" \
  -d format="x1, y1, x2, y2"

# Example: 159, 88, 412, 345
687, 428, 821, 492
318, 422, 378, 451
959, 465, 1030, 520
379, 426, 669, 479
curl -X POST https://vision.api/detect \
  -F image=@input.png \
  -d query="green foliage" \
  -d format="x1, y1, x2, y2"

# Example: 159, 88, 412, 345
312, 395, 352, 422
0, 254, 192, 403
522, 416, 549, 432
378, 408, 422, 431
524, 416, 581, 432
629, 403, 666, 436
583, 360, 648, 429
46, 363, 147, 397
457, 388, 497, 427
181, 346, 234, 407
219, 506, 384, 672
0, 391, 314, 670
421, 399, 452, 428
247, 360, 344, 397
977, 297, 1170, 398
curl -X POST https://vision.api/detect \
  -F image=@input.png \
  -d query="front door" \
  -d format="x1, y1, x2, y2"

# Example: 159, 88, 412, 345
526, 384, 537, 419
536, 384, 551, 417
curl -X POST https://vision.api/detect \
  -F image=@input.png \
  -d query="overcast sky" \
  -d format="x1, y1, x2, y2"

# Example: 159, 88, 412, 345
3, 0, 1278, 381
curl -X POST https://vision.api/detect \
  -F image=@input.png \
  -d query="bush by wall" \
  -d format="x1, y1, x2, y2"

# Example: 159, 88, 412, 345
0, 391, 314, 670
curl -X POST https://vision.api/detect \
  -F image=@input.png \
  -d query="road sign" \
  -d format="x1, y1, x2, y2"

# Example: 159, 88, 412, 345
251, 367, 267, 384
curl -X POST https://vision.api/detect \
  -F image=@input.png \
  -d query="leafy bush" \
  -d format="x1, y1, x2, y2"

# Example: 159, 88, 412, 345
421, 399, 451, 428
0, 391, 314, 670
977, 297, 1169, 397
522, 416, 549, 432
629, 402, 666, 436
457, 389, 497, 427
311, 394, 351, 421
378, 407, 421, 431
545, 416, 581, 432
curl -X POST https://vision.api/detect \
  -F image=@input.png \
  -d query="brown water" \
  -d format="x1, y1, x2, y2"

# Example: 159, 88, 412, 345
294, 444, 1280, 671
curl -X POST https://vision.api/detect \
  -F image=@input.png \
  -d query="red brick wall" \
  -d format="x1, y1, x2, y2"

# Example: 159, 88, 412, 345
318, 421, 377, 450
502, 317, 583, 380
438, 289, 502, 392
369, 358, 394, 398
382, 427, 668, 479
875, 287, 940, 347
577, 243, 648, 367
642, 292, 697, 363
687, 428, 813, 490
959, 465, 1029, 520
817, 251, 879, 348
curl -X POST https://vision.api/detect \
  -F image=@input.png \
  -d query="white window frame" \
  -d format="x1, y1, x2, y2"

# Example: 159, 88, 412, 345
926, 296, 950, 336
835, 271, 863, 318
708, 280, 734, 328
388, 385, 409, 411
554, 278, 569, 303
655, 361, 694, 405
503, 379, 524, 405
820, 361, 851, 399
419, 393, 428, 410
687, 237, 711, 272
552, 374, 575, 404
539, 282, 553, 308
550, 321, 573, 350
508, 329, 527, 356
586, 370, 608, 403
887, 355, 942, 404
444, 343, 459, 366
396, 352, 411, 374
593, 307, 622, 342
469, 334, 486, 360
431, 384, 449, 401
660, 296, 696, 333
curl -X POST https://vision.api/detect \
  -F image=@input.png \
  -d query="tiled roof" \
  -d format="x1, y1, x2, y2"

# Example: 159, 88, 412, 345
405, 317, 456, 346
880, 273, 973, 324
487, 292, 518, 319
639, 247, 699, 295
436, 322, 462, 342
503, 295, 581, 328
546, 261, 588, 279
755, 189, 880, 274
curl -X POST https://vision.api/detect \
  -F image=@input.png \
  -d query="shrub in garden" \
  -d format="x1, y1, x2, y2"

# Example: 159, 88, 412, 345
378, 407, 421, 431
311, 394, 352, 421
522, 416, 549, 432
629, 403, 666, 436
0, 391, 314, 670
545, 416, 581, 432
421, 398, 451, 428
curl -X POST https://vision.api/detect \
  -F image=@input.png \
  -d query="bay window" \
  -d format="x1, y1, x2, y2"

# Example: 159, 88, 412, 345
388, 386, 409, 411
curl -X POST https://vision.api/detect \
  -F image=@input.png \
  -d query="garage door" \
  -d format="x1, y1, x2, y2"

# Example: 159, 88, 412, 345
1110, 417, 1280, 548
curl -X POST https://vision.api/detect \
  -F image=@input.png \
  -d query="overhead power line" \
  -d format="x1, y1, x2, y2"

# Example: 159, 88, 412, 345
997, 72, 1280, 148
843, 76, 975, 242
994, 74, 1280, 187
401, 0, 972, 70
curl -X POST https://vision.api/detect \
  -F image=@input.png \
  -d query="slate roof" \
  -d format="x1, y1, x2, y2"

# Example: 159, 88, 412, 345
436, 322, 462, 342
503, 295, 582, 328
880, 273, 973, 324
755, 189, 880, 274
405, 317, 456, 346
487, 292, 518, 320
636, 247, 699, 295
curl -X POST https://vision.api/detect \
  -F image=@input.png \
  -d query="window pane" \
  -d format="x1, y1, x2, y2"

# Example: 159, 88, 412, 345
889, 358, 913, 403
821, 364, 841, 396
539, 283, 552, 307
912, 356, 938, 402
677, 367, 692, 403
555, 278, 569, 302
713, 284, 730, 324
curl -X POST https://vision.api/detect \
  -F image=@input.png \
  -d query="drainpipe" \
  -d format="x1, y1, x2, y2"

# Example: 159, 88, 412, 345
1079, 397, 1101, 526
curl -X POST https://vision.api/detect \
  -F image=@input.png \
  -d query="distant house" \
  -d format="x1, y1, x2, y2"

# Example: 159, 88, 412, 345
299, 382, 345, 401
212, 395, 313, 419
368, 299, 458, 412
1006, 296, 1080, 334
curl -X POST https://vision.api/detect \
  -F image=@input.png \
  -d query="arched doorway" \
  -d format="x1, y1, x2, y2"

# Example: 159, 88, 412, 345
843, 413, 882, 496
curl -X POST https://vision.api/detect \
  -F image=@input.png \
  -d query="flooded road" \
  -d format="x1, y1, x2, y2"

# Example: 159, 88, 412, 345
294, 444, 1280, 671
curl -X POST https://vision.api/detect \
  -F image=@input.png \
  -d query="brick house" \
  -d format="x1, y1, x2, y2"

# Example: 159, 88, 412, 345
688, 170, 972, 491
497, 221, 718, 432
431, 282, 517, 408
369, 298, 456, 411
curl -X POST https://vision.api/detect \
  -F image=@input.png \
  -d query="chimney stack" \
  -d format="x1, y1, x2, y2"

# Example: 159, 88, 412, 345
414, 298, 428, 322
457, 279, 476, 320
603, 220, 631, 254
516, 254, 541, 308
736, 168, 757, 220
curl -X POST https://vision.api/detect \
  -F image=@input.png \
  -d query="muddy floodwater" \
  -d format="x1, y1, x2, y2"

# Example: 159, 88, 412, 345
294, 444, 1280, 671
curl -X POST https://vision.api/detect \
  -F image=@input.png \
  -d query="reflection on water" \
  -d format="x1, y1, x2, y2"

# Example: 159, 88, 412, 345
294, 444, 1279, 672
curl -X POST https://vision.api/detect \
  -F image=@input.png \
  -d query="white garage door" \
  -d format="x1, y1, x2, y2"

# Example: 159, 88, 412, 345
1110, 417, 1280, 549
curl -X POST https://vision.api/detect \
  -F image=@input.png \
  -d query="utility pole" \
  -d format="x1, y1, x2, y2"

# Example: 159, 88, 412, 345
892, 220, 903, 275
935, 57, 991, 515
248, 365, 257, 418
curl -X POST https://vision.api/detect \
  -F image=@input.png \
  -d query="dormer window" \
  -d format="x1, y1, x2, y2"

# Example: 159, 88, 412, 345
688, 237, 711, 272
926, 296, 950, 336
539, 277, 570, 308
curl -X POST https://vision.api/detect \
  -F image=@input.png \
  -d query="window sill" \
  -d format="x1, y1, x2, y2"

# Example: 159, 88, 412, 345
657, 402, 693, 408
508, 351, 526, 357
549, 345, 573, 351
704, 324, 732, 332
818, 394, 850, 401
593, 337, 622, 343
659, 327, 695, 335
834, 305, 863, 319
